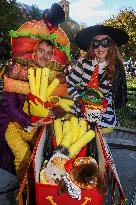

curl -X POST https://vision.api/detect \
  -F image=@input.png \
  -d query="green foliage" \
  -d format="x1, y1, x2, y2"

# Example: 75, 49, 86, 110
60, 17, 81, 50
116, 78, 136, 128
127, 77, 136, 89
28, 5, 42, 20
0, 0, 25, 59
0, 0, 25, 33
103, 8, 136, 59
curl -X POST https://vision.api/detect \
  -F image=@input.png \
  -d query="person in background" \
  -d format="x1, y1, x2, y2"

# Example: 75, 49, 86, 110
127, 57, 133, 72
0, 3, 71, 181
67, 25, 129, 129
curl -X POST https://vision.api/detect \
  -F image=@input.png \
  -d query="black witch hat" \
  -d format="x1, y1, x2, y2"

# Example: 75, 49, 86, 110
43, 3, 65, 27
75, 25, 129, 51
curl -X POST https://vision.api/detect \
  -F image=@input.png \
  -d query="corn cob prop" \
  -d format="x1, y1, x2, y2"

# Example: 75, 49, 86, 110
28, 67, 74, 121
54, 116, 95, 158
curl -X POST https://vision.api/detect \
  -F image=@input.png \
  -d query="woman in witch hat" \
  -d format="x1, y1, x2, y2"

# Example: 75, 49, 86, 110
67, 25, 129, 129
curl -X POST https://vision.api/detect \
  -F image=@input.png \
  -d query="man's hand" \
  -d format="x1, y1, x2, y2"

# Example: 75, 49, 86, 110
56, 72, 66, 84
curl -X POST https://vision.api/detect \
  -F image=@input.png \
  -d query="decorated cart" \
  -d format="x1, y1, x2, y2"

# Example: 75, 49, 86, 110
17, 121, 126, 205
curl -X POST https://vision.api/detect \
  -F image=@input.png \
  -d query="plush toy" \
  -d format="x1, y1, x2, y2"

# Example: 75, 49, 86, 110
58, 156, 105, 200
40, 145, 69, 185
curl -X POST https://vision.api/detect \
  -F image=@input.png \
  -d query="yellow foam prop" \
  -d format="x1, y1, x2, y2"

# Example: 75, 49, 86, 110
61, 131, 72, 148
46, 78, 60, 98
35, 68, 42, 96
30, 99, 49, 117
69, 130, 95, 158
63, 120, 71, 136
39, 67, 49, 102
70, 117, 79, 144
78, 119, 87, 139
54, 119, 63, 145
28, 68, 36, 95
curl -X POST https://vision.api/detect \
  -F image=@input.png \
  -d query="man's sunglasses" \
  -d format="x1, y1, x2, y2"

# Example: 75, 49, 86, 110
92, 37, 111, 49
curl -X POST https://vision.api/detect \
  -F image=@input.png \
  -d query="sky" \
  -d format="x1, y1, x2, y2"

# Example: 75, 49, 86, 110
18, 0, 136, 26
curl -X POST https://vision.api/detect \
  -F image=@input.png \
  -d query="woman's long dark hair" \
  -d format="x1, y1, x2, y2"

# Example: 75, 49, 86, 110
85, 37, 125, 81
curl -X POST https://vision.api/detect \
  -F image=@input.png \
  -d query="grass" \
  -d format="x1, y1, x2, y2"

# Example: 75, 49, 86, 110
116, 78, 136, 128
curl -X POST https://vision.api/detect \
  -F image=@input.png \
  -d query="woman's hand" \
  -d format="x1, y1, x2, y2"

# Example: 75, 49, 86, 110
31, 118, 53, 127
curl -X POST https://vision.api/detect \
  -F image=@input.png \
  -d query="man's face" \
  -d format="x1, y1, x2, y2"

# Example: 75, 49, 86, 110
34, 41, 53, 67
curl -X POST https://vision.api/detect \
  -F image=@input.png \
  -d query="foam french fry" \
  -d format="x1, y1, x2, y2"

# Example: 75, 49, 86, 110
39, 67, 49, 102
35, 68, 42, 97
70, 116, 79, 144
30, 100, 49, 117
54, 119, 63, 145
46, 78, 60, 98
69, 130, 95, 158
40, 169, 48, 184
59, 100, 71, 112
60, 99, 74, 106
63, 120, 71, 136
101, 128, 113, 134
61, 131, 72, 148
28, 68, 36, 95
78, 119, 87, 139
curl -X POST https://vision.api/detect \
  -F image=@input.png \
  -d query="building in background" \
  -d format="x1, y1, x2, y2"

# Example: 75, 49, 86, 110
59, 0, 70, 19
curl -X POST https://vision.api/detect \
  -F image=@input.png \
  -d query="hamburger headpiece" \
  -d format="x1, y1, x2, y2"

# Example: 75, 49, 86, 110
9, 3, 71, 70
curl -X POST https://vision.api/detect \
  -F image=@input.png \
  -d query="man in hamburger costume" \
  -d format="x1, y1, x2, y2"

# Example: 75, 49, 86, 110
0, 3, 72, 181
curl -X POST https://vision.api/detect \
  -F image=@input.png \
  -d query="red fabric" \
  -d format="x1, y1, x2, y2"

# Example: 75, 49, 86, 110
64, 145, 87, 172
36, 183, 103, 205
12, 37, 39, 59
52, 47, 69, 65
87, 64, 99, 88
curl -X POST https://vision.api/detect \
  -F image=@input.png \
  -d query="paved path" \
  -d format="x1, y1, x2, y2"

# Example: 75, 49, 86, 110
105, 128, 136, 205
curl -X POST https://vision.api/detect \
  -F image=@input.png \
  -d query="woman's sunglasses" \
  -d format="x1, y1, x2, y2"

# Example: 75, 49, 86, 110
92, 37, 111, 49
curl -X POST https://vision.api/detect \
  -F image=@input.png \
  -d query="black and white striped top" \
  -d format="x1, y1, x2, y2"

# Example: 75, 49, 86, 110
67, 58, 118, 128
